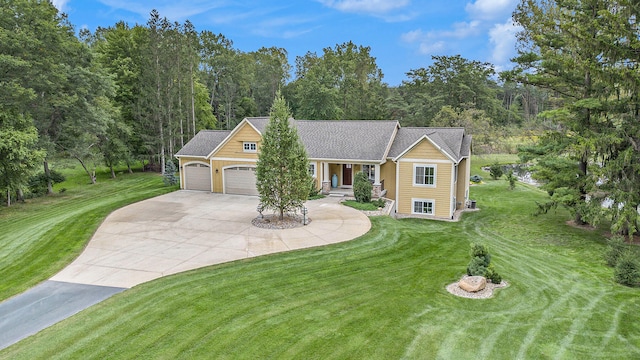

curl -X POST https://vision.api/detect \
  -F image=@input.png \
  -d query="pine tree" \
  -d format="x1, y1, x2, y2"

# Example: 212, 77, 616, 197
256, 92, 311, 220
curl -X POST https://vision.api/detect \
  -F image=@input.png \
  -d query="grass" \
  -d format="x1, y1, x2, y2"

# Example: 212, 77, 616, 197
342, 199, 384, 211
0, 162, 177, 302
2, 155, 640, 359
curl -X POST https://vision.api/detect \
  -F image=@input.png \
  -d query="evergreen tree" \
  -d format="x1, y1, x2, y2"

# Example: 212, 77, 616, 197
256, 92, 311, 220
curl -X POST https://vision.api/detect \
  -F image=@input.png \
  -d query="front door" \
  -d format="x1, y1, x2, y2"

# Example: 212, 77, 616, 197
342, 164, 352, 186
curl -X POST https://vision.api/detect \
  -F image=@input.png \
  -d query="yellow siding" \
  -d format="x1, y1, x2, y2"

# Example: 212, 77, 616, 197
403, 139, 450, 161
455, 158, 469, 209
213, 123, 262, 159
329, 164, 341, 187
397, 161, 453, 218
178, 157, 209, 190
210, 160, 256, 193
380, 161, 396, 200
310, 160, 320, 190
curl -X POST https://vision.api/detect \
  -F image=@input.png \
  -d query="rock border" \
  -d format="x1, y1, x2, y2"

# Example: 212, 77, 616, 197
252, 213, 310, 229
446, 275, 508, 299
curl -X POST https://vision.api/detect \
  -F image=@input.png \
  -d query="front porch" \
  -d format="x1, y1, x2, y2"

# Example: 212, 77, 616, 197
317, 161, 386, 198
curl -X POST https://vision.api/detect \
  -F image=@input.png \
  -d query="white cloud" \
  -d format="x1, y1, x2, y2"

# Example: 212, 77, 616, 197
401, 21, 481, 55
51, 0, 70, 11
319, 0, 410, 14
488, 18, 521, 65
465, 0, 517, 20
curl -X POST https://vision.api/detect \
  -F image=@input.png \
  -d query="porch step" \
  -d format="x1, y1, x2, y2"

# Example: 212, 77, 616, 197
329, 193, 346, 197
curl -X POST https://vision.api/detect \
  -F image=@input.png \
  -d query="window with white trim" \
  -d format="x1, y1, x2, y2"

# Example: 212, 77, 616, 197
454, 164, 458, 183
413, 164, 436, 186
412, 199, 434, 215
308, 163, 316, 178
362, 164, 375, 182
243, 142, 257, 152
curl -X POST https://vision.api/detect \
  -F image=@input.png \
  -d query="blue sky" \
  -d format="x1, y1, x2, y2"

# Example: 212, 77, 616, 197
53, 0, 521, 86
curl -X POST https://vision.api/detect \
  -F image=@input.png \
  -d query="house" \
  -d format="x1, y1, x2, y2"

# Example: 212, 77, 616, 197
175, 117, 471, 220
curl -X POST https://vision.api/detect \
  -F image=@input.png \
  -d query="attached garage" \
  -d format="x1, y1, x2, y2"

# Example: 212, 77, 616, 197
224, 166, 258, 195
184, 163, 211, 191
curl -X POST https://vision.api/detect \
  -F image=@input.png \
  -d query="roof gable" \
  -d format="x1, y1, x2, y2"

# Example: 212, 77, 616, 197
388, 127, 470, 162
175, 130, 231, 158
206, 118, 262, 158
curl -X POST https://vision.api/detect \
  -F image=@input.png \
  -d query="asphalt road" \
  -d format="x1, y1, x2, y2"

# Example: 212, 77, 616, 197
0, 281, 125, 350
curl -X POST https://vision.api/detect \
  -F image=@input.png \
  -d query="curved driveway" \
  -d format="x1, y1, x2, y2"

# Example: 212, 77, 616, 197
51, 191, 371, 288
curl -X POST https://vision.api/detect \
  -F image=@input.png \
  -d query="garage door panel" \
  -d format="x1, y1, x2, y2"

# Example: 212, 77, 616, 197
224, 167, 258, 196
185, 164, 211, 191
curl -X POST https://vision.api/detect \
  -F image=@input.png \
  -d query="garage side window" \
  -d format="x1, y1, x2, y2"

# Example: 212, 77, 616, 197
243, 142, 257, 152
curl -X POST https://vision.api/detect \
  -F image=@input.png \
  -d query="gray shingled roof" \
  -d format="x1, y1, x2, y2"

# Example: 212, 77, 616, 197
295, 120, 398, 161
387, 127, 470, 161
175, 130, 231, 157
247, 118, 399, 161
176, 119, 470, 163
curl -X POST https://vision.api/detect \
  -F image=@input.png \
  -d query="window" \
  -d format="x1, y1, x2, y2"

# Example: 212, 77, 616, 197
412, 199, 434, 215
414, 164, 436, 186
362, 164, 375, 182
454, 164, 458, 183
308, 163, 316, 178
243, 142, 257, 152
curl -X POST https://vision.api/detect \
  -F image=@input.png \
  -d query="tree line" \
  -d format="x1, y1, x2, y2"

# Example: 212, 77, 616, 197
509, 0, 640, 237
1, 0, 555, 206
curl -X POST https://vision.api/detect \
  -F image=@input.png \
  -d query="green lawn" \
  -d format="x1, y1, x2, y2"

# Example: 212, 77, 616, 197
0, 164, 177, 301
342, 199, 384, 211
2, 156, 639, 359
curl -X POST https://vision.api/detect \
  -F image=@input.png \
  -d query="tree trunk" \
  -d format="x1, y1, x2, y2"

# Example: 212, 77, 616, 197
74, 155, 97, 184
6, 189, 10, 207
110, 163, 116, 179
44, 160, 53, 195
17, 188, 24, 203
190, 63, 196, 137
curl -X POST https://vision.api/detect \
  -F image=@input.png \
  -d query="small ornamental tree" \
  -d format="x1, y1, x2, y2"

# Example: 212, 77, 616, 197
256, 92, 311, 220
353, 171, 372, 203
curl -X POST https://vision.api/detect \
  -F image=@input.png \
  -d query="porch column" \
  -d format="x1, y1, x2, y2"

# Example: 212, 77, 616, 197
321, 162, 331, 194
372, 164, 382, 198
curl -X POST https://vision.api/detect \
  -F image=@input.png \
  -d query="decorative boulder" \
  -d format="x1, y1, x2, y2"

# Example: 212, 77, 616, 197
459, 276, 486, 292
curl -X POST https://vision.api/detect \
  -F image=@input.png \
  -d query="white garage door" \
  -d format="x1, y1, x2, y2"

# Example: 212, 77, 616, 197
184, 163, 211, 191
224, 166, 258, 196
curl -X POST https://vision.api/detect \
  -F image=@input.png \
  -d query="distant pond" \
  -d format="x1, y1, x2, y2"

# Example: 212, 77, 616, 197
481, 163, 539, 186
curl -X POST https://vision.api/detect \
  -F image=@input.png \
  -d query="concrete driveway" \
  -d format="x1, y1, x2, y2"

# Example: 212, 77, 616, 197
0, 192, 371, 349
51, 191, 371, 288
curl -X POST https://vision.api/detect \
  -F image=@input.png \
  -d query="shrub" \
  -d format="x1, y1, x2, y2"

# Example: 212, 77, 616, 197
28, 170, 66, 196
467, 256, 487, 276
485, 264, 502, 283
470, 174, 483, 183
489, 163, 503, 180
163, 161, 179, 186
614, 252, 640, 287
605, 236, 627, 267
353, 172, 372, 203
505, 170, 517, 190
308, 178, 321, 198
372, 198, 386, 208
470, 243, 491, 266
